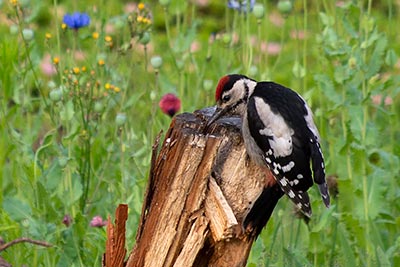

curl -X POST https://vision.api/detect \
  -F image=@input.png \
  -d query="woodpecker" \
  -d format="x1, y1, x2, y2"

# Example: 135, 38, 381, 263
207, 74, 330, 235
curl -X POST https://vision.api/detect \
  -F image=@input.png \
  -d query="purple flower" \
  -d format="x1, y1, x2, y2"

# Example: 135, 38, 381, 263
227, 0, 255, 12
90, 215, 107, 227
62, 214, 72, 227
63, 12, 90, 30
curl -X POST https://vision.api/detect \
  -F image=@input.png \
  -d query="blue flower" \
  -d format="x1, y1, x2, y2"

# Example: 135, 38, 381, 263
227, 0, 256, 12
63, 12, 90, 30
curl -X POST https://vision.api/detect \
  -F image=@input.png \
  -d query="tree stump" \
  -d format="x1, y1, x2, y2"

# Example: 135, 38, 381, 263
125, 107, 270, 267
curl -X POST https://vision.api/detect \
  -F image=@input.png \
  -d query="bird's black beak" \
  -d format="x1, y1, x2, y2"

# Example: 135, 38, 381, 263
206, 106, 228, 128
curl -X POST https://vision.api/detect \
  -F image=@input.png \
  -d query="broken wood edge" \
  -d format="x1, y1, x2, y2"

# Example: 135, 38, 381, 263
205, 176, 239, 242
103, 204, 128, 267
173, 215, 209, 267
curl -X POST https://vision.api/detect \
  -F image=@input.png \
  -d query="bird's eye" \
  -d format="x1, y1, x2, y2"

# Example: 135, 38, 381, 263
222, 95, 231, 102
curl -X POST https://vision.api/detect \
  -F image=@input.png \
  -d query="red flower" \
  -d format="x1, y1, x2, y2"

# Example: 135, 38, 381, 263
159, 93, 181, 117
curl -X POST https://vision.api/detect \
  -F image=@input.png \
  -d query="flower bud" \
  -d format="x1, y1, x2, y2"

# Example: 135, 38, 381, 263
139, 32, 151, 45
348, 57, 357, 69
222, 33, 231, 45
49, 88, 63, 102
115, 113, 127, 126
58, 157, 68, 168
249, 65, 258, 76
253, 3, 265, 19
150, 56, 163, 69
203, 80, 213, 91
277, 1, 292, 14
94, 101, 104, 113
22, 28, 34, 41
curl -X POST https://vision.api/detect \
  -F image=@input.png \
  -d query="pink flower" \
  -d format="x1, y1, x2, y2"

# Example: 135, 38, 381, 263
159, 93, 181, 117
62, 214, 72, 227
124, 2, 137, 13
290, 30, 308, 40
269, 12, 285, 27
74, 51, 86, 61
40, 54, 57, 76
90, 215, 107, 227
190, 41, 201, 53
193, 0, 209, 7
371, 94, 393, 106
260, 42, 282, 55
336, 1, 345, 7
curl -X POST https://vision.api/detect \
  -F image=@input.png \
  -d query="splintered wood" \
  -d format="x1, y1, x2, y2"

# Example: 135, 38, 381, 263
103, 204, 128, 267
204, 177, 238, 242
112, 107, 269, 267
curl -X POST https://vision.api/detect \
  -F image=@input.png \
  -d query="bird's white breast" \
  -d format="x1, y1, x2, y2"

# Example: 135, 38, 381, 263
254, 97, 294, 158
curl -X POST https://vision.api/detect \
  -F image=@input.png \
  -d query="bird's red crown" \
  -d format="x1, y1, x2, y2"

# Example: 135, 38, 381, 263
215, 75, 230, 101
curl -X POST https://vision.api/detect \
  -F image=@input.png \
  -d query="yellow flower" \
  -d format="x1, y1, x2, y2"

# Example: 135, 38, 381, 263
143, 18, 151, 24
98, 59, 105, 66
138, 3, 145, 10
81, 130, 88, 138
105, 35, 112, 42
137, 16, 144, 23
81, 66, 87, 72
61, 23, 67, 30
45, 33, 52, 39
113, 87, 121, 93
9, 0, 18, 7
92, 32, 99, 39
73, 67, 80, 74
53, 57, 60, 65
105, 83, 111, 90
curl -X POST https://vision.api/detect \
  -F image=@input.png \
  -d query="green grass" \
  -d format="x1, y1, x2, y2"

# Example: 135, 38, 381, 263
1, 0, 399, 266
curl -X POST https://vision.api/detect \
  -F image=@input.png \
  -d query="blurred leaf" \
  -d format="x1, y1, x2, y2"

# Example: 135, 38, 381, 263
376, 246, 391, 267
338, 120, 357, 157
354, 170, 386, 220
348, 105, 364, 142
366, 34, 387, 79
311, 207, 334, 233
334, 64, 349, 84
314, 74, 342, 107
283, 247, 312, 267
361, 28, 380, 50
62, 174, 83, 207
338, 223, 357, 266
292, 61, 306, 79
169, 0, 188, 15
385, 49, 398, 67
172, 20, 198, 54
342, 13, 359, 39
0, 38, 19, 100
337, 178, 357, 214
43, 159, 63, 191
60, 100, 75, 122
319, 12, 334, 26
3, 196, 32, 221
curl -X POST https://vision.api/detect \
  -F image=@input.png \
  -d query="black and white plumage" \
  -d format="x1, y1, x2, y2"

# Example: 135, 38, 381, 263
207, 74, 330, 235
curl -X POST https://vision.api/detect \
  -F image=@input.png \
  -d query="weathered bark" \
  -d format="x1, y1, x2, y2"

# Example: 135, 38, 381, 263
125, 107, 269, 267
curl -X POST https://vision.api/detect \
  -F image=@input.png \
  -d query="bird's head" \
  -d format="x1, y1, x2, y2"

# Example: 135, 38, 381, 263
207, 74, 256, 126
